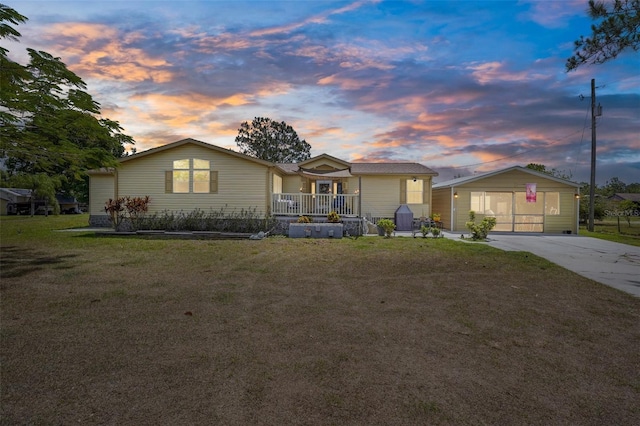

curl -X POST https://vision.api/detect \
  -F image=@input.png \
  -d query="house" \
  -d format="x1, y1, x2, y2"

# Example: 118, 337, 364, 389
608, 193, 640, 206
1, 188, 80, 215
87, 138, 438, 232
0, 188, 31, 215
432, 166, 581, 234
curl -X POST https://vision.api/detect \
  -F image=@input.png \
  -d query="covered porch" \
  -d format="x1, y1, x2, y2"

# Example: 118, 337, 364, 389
271, 193, 360, 217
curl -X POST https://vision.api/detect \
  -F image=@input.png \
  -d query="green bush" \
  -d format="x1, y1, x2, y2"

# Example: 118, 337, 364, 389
134, 206, 276, 233
465, 210, 497, 241
376, 218, 396, 238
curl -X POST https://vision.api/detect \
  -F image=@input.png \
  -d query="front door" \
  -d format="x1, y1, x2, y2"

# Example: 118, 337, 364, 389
316, 180, 332, 213
514, 192, 544, 232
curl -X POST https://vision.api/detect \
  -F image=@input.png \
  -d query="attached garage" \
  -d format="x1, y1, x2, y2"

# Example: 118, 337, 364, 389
432, 166, 581, 234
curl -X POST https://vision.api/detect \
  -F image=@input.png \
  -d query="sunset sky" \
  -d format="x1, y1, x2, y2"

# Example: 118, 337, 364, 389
5, 0, 640, 184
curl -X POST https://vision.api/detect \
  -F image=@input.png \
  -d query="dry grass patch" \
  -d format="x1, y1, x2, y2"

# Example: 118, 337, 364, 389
1, 217, 639, 425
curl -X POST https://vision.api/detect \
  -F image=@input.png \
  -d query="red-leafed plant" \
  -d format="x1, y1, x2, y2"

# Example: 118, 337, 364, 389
105, 196, 151, 231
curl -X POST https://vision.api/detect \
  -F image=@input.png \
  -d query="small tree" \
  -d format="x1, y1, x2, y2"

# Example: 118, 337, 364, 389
618, 200, 637, 227
465, 210, 497, 241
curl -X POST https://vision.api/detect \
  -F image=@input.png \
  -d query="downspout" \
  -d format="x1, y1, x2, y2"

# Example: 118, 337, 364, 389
576, 188, 580, 235
266, 167, 273, 217
358, 175, 362, 218
450, 186, 455, 232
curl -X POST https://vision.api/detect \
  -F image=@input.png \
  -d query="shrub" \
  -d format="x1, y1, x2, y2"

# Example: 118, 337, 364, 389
105, 196, 151, 231
134, 206, 276, 234
327, 211, 341, 223
376, 218, 396, 238
297, 215, 312, 223
465, 210, 497, 241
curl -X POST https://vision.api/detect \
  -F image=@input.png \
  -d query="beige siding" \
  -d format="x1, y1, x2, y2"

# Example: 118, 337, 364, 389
442, 170, 578, 233
282, 175, 303, 193
360, 175, 432, 219
302, 158, 349, 170
89, 174, 115, 216
116, 144, 270, 216
451, 189, 473, 232
432, 188, 452, 229
544, 192, 578, 233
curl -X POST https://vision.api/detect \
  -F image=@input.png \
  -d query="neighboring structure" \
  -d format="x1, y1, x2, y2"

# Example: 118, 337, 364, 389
87, 138, 438, 228
432, 166, 581, 234
0, 188, 80, 215
1, 188, 81, 215
0, 188, 31, 215
608, 193, 640, 206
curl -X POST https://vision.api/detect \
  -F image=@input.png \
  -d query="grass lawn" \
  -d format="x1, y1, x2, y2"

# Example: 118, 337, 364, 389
580, 217, 640, 247
1, 215, 639, 425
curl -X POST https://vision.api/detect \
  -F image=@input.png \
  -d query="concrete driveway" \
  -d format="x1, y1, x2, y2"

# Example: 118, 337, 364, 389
468, 233, 640, 297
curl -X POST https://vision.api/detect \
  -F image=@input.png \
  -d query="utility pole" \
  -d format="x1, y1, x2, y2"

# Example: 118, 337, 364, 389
588, 79, 602, 232
589, 78, 596, 232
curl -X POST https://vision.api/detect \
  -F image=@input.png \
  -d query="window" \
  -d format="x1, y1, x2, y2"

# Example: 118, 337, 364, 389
193, 159, 210, 193
172, 159, 190, 193
470, 192, 484, 213
545, 192, 560, 215
273, 174, 283, 194
166, 158, 216, 194
406, 179, 423, 204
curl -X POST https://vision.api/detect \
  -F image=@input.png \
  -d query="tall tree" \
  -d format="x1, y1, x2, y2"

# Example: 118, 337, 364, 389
566, 0, 640, 71
0, 4, 134, 203
235, 117, 311, 163
525, 163, 573, 180
601, 177, 627, 195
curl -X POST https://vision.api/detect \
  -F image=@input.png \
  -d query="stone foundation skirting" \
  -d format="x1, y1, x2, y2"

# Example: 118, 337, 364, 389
288, 223, 343, 239
89, 214, 112, 228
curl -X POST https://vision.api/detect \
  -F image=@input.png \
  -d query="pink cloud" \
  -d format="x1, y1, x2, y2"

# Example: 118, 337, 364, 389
42, 23, 174, 83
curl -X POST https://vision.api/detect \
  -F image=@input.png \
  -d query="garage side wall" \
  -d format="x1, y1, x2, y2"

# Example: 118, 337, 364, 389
447, 170, 578, 234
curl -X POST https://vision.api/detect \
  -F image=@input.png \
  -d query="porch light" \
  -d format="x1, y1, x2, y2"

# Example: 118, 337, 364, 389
575, 193, 580, 199
454, 192, 458, 198
412, 177, 417, 182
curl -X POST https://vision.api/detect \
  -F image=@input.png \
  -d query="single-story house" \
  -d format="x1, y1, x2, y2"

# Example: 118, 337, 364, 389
432, 166, 581, 234
0, 188, 31, 215
87, 138, 438, 228
608, 193, 640, 206
1, 188, 81, 215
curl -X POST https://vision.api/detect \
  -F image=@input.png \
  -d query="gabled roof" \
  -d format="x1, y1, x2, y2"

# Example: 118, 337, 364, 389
276, 158, 437, 176
351, 163, 437, 176
0, 188, 31, 197
114, 140, 437, 177
120, 138, 274, 167
433, 166, 580, 189
297, 153, 351, 168
609, 193, 640, 202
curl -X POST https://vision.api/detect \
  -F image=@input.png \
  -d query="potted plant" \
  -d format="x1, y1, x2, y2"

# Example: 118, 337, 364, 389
420, 224, 430, 238
430, 226, 441, 238
327, 211, 341, 223
376, 218, 396, 238
430, 212, 441, 223
297, 215, 312, 223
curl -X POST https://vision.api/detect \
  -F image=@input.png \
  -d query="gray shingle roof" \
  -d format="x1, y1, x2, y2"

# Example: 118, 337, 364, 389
276, 161, 437, 176
433, 166, 580, 188
351, 163, 437, 175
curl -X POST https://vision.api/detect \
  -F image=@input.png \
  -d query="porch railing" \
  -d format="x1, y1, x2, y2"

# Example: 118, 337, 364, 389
271, 193, 359, 217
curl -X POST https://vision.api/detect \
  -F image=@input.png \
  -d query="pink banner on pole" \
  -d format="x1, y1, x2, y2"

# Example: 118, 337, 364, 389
526, 183, 537, 202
